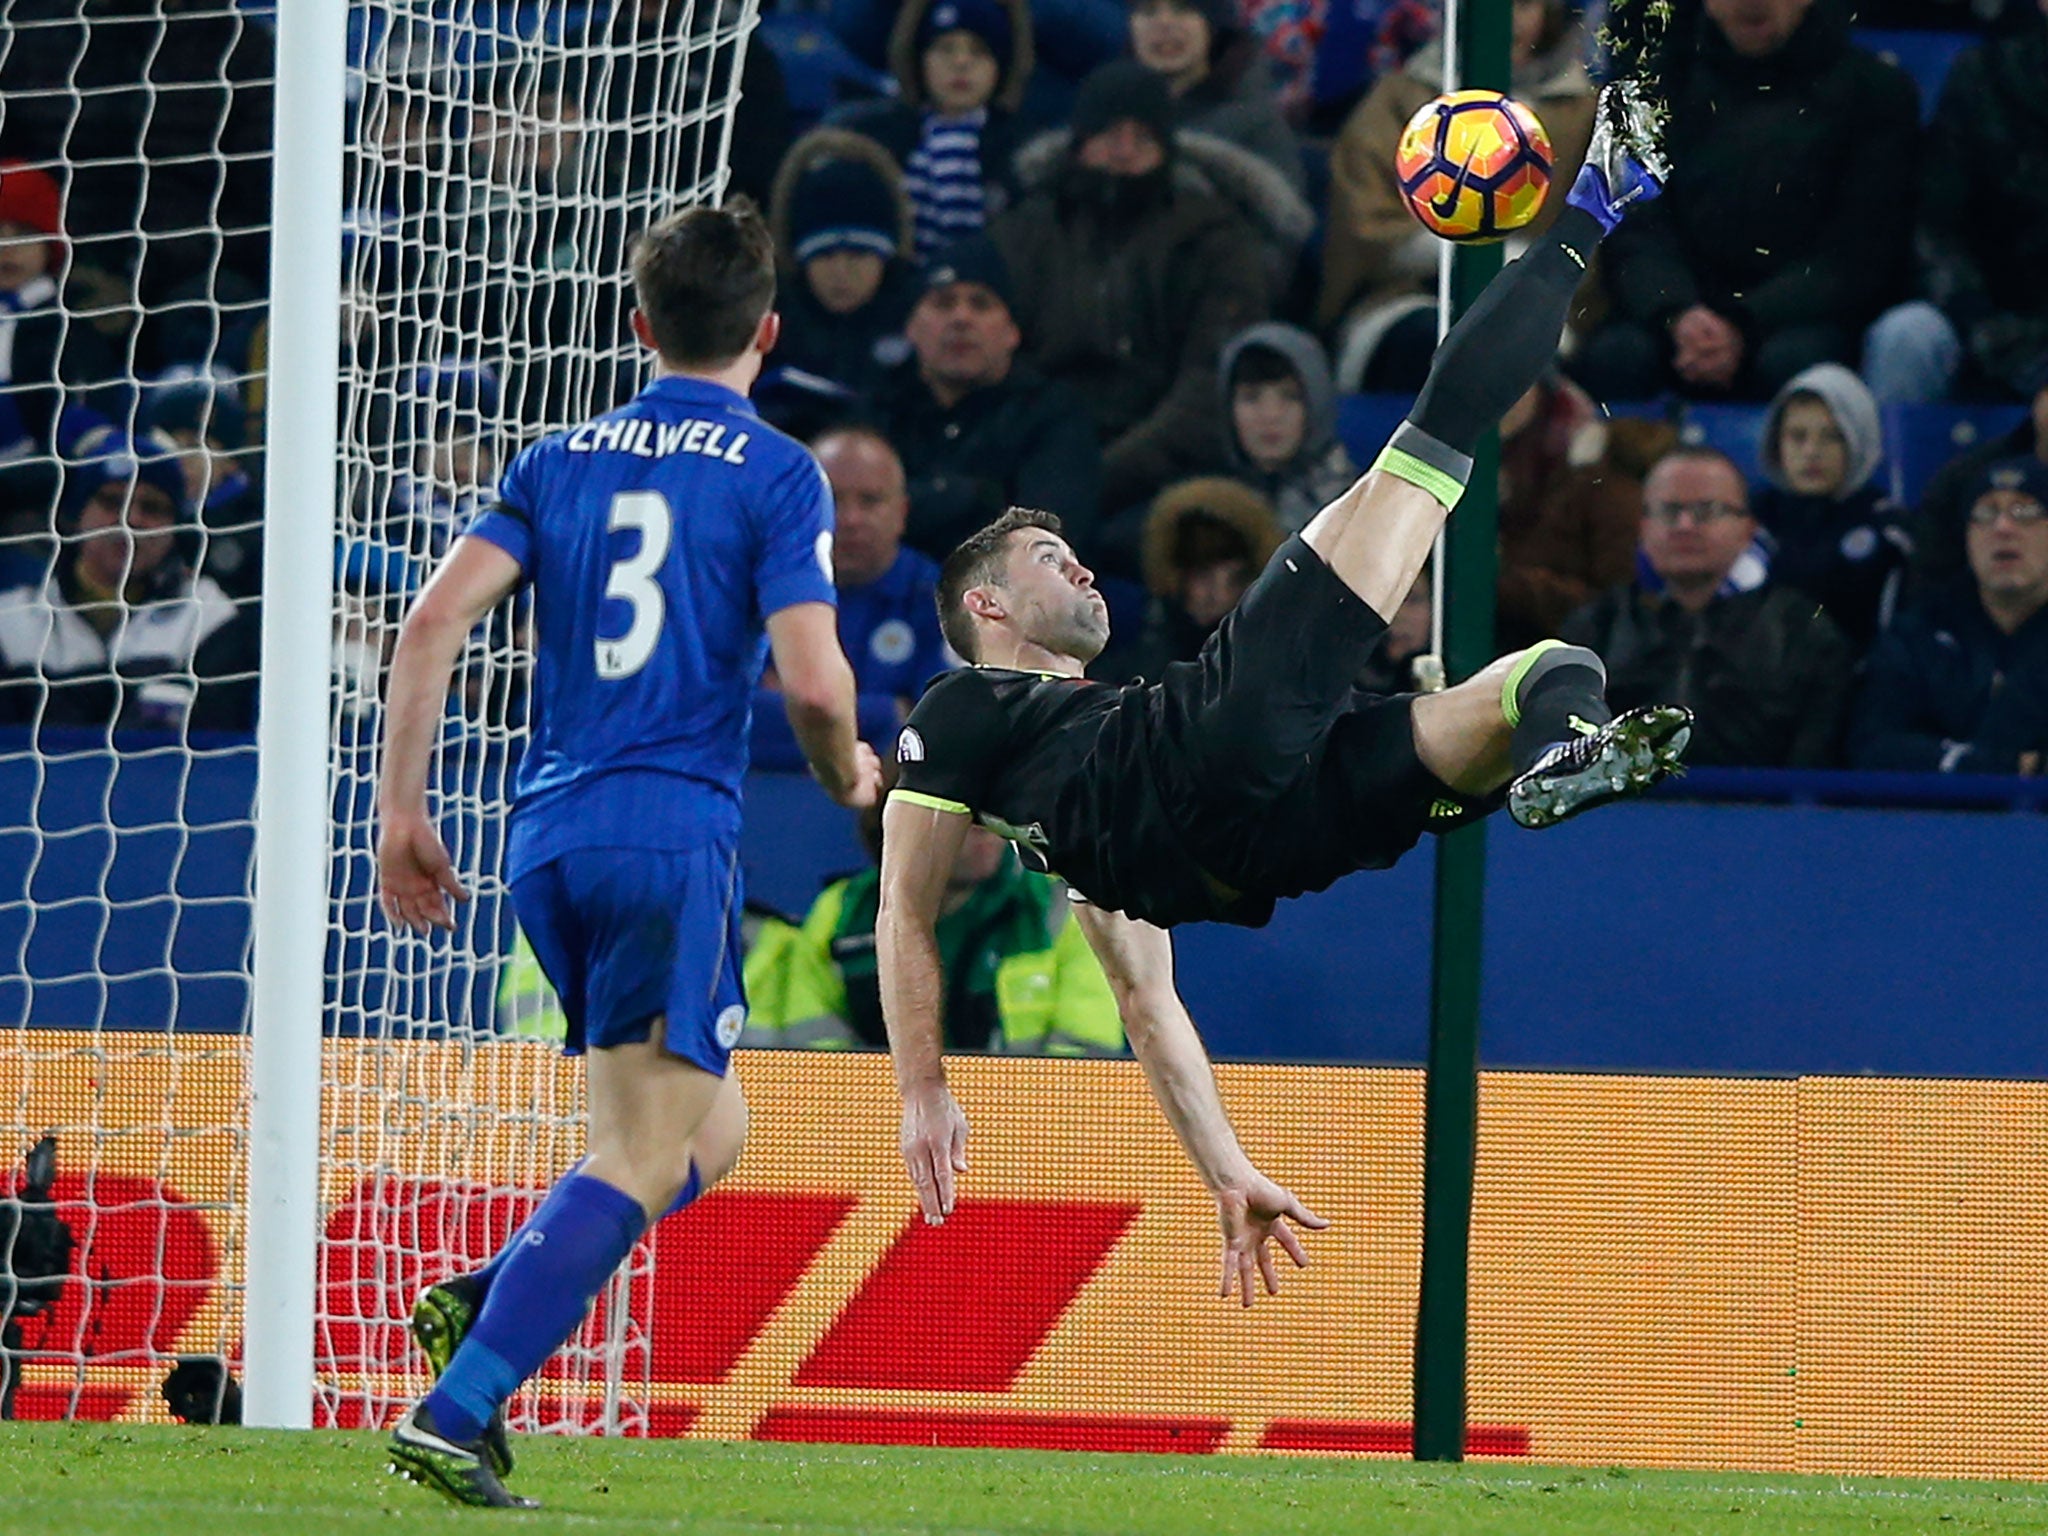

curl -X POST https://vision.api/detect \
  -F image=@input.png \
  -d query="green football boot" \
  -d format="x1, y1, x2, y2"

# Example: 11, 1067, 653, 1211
410, 1275, 514, 1478
388, 1401, 538, 1509
1508, 704, 1692, 830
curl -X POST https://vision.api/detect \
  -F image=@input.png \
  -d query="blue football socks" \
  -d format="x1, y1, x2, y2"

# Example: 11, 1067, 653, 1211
425, 1172, 648, 1445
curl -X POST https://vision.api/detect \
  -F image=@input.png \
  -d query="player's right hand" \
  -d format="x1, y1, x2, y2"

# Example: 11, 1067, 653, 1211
829, 740, 885, 810
377, 811, 469, 934
899, 1081, 970, 1225
1214, 1171, 1330, 1309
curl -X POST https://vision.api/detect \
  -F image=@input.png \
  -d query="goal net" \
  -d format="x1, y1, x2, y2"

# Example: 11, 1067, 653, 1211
0, 0, 759, 1433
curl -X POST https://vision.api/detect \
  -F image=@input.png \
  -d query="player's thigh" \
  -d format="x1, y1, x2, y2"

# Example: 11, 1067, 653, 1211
1173, 534, 1391, 803
510, 861, 590, 1040
585, 1034, 726, 1204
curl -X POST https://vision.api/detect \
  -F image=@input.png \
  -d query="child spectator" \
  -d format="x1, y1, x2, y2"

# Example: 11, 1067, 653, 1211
143, 373, 264, 600
388, 360, 501, 561
766, 130, 923, 405
1217, 321, 1356, 535
831, 0, 1034, 258
1097, 475, 1281, 681
1495, 373, 1649, 652
1127, 0, 1305, 193
1852, 458, 2048, 775
0, 431, 256, 733
1560, 446, 1854, 767
1753, 363, 1910, 650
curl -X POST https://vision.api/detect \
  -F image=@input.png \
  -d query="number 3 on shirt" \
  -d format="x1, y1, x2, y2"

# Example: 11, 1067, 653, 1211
596, 490, 672, 679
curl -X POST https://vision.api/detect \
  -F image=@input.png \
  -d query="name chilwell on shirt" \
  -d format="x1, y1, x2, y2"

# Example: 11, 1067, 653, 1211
565, 417, 750, 463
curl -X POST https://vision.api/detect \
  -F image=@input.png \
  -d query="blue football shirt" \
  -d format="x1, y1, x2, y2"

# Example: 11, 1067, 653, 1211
466, 375, 835, 879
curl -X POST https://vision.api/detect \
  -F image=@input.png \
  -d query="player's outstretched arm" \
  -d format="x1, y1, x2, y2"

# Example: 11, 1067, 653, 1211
767, 602, 881, 808
1070, 903, 1329, 1306
876, 794, 974, 1223
377, 535, 523, 933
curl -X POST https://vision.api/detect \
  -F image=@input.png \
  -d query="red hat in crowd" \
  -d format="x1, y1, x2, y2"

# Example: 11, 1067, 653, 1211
0, 160, 66, 266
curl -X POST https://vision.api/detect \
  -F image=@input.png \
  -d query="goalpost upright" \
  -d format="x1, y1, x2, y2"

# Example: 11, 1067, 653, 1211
245, 0, 347, 1430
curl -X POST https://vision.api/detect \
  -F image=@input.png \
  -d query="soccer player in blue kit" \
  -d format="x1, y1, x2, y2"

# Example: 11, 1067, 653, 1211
375, 202, 882, 1507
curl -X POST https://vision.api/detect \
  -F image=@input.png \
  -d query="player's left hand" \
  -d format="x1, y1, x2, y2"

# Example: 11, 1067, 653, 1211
377, 811, 469, 933
1214, 1172, 1329, 1309
900, 1081, 970, 1225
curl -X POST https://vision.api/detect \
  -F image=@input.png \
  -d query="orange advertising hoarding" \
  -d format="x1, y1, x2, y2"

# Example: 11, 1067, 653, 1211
2, 1035, 2042, 1479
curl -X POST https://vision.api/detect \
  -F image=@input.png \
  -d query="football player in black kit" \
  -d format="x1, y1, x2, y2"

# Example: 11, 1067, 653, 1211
879, 81, 1691, 1306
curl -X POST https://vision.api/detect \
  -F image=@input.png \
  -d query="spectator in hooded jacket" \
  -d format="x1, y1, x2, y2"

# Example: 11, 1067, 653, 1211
1851, 457, 2048, 775
1861, 4, 2048, 405
765, 131, 924, 424
1127, 0, 1305, 194
1560, 446, 1854, 766
1751, 363, 1911, 651
1318, 0, 1597, 390
989, 61, 1281, 513
830, 0, 1034, 259
1095, 475, 1282, 683
870, 237, 1101, 558
1495, 373, 1650, 652
1217, 320, 1356, 535
1574, 0, 1919, 403
0, 430, 256, 732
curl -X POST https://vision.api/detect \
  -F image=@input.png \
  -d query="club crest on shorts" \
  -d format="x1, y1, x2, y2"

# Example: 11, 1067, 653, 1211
896, 727, 925, 763
715, 1004, 746, 1049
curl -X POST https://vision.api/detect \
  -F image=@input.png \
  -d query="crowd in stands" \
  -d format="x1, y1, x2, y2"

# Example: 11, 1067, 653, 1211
2, 2, 2047, 1044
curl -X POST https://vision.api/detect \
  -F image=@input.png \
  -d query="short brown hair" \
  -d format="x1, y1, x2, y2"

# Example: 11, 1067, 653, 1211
936, 507, 1065, 662
629, 200, 776, 368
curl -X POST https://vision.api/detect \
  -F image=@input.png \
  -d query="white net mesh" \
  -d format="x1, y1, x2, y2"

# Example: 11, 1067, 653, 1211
0, 0, 757, 1432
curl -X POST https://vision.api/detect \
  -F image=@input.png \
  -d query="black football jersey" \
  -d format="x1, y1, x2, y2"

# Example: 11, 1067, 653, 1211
890, 667, 1229, 926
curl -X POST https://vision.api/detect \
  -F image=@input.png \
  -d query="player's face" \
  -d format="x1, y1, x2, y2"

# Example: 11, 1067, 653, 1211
75, 481, 180, 589
996, 531, 1110, 661
907, 282, 1019, 391
1967, 491, 2048, 605
922, 31, 1001, 114
1776, 396, 1849, 498
1705, 0, 1812, 57
1641, 457, 1756, 588
1076, 121, 1166, 179
0, 220, 52, 291
1129, 0, 1210, 83
1231, 377, 1308, 472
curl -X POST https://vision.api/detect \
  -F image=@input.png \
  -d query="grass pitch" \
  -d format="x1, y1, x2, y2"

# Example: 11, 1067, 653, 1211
2, 1423, 2043, 1535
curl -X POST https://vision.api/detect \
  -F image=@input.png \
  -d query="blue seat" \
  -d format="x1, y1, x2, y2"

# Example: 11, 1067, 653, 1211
1335, 392, 1413, 465
1883, 401, 2030, 508
756, 13, 894, 126
1851, 28, 1977, 121
1677, 402, 1769, 484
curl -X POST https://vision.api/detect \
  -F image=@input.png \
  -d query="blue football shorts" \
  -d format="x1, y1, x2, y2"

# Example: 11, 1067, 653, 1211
510, 840, 746, 1075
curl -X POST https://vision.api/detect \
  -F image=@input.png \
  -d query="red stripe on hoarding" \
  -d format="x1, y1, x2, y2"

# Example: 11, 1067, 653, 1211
793, 1198, 1139, 1391
647, 1191, 855, 1384
754, 1406, 1228, 1454
1258, 1420, 1531, 1456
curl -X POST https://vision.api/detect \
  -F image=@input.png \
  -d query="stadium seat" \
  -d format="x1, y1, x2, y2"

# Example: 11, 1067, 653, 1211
1851, 29, 1976, 121
1335, 392, 1413, 466
1677, 401, 1769, 484
1883, 401, 2030, 508
756, 12, 894, 126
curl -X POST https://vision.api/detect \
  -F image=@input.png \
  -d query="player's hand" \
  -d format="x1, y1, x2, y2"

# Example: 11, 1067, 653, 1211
1214, 1171, 1329, 1309
377, 810, 469, 933
829, 740, 884, 810
900, 1081, 970, 1224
